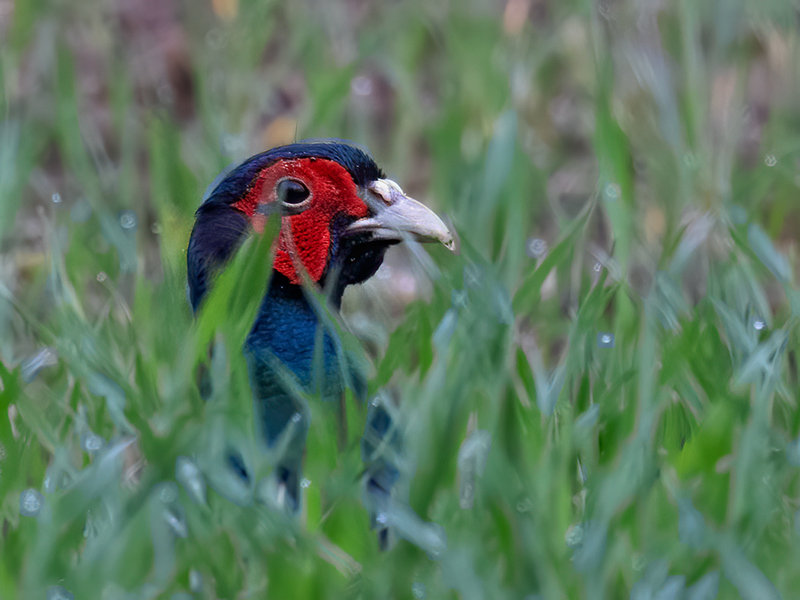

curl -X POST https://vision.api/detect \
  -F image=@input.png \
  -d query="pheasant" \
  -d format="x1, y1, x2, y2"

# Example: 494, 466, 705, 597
187, 140, 452, 546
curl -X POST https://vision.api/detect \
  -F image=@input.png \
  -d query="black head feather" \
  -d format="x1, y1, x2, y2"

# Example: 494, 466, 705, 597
202, 139, 384, 207
188, 139, 388, 311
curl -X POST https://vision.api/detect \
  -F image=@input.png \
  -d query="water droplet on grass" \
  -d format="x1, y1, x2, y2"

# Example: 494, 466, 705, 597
526, 237, 548, 258
189, 570, 203, 592
604, 182, 620, 200
119, 210, 137, 230
20, 489, 43, 516
164, 506, 188, 538
764, 154, 777, 167
51, 192, 62, 204
81, 432, 105, 453
597, 333, 615, 348
176, 457, 207, 504
43, 465, 72, 493
412, 581, 426, 599
753, 319, 765, 331
565, 523, 583, 547
46, 586, 74, 600
291, 412, 302, 423
96, 271, 108, 282
593, 262, 602, 272
300, 478, 311, 488
157, 481, 179, 504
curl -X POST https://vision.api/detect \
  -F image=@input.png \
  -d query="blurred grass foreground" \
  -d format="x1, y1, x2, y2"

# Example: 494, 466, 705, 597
3, 0, 800, 598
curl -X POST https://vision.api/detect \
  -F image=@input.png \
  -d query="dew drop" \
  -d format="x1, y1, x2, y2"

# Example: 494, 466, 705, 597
597, 332, 615, 348
753, 319, 765, 331
151, 222, 162, 235
47, 586, 74, 600
176, 457, 207, 504
764, 154, 777, 167
51, 192, 62, 204
164, 506, 188, 538
81, 432, 105, 453
189, 570, 203, 593
300, 478, 311, 489
412, 581, 426, 599
526, 237, 548, 259
157, 481, 179, 504
20, 489, 43, 516
291, 412, 302, 424
96, 272, 107, 283
119, 210, 137, 230
593, 262, 602, 272
43, 464, 72, 493
603, 182, 620, 200
376, 512, 388, 525
565, 523, 583, 548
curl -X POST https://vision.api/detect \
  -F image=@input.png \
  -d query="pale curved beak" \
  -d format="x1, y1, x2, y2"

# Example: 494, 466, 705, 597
346, 179, 455, 251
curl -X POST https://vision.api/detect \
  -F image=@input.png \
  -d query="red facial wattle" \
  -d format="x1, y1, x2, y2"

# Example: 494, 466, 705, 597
232, 157, 369, 284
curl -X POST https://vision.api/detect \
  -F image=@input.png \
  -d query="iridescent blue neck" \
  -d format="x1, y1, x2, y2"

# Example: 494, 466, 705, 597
244, 273, 342, 396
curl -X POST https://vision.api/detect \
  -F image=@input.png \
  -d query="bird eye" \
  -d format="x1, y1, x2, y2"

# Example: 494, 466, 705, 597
276, 179, 310, 206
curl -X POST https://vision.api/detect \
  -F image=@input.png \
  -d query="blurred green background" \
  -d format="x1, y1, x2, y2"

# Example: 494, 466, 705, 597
2, 0, 800, 598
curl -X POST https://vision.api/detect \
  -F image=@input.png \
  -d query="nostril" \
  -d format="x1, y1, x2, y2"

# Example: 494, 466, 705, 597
368, 180, 394, 207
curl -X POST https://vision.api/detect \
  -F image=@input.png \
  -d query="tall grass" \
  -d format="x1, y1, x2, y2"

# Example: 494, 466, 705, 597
2, 1, 800, 598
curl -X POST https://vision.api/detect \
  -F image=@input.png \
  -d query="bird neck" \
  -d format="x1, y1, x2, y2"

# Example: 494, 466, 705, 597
245, 272, 343, 390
